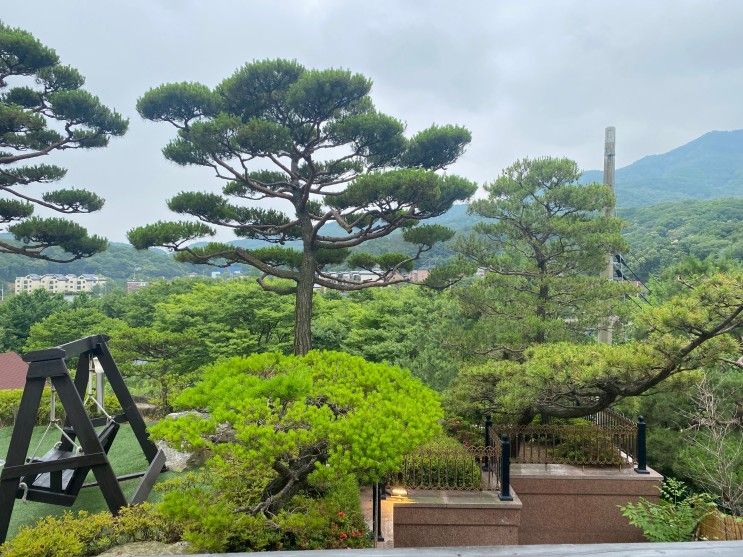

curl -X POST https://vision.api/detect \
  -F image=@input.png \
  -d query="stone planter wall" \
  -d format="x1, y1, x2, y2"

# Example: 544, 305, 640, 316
510, 463, 663, 544
393, 490, 521, 548
388, 464, 662, 547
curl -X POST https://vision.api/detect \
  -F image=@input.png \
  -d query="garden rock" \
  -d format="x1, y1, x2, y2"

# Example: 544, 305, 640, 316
97, 541, 190, 556
156, 410, 211, 471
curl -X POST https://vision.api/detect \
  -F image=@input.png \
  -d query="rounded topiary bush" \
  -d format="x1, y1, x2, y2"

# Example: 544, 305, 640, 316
149, 350, 442, 552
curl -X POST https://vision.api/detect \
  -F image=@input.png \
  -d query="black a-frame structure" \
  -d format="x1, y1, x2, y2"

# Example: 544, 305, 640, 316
0, 334, 166, 542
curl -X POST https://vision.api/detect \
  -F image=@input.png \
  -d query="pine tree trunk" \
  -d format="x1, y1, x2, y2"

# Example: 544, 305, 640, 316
293, 251, 315, 356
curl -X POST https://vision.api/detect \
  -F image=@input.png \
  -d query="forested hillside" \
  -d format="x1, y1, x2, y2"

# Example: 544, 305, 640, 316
3, 130, 742, 282
619, 198, 743, 280
340, 198, 743, 280
2, 197, 739, 283
0, 238, 211, 282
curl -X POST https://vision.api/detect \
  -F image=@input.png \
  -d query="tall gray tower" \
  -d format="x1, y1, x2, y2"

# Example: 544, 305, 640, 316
598, 126, 616, 344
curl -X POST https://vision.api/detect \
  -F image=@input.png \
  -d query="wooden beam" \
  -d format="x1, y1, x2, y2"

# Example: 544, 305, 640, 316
0, 453, 108, 481
129, 449, 166, 505
95, 343, 158, 462
0, 377, 46, 542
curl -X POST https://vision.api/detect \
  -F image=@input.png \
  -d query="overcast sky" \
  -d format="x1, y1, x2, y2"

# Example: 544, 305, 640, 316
3, 0, 743, 241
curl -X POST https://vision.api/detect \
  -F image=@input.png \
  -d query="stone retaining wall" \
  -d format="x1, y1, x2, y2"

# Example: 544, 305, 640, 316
389, 464, 663, 547
510, 463, 662, 544
393, 489, 521, 547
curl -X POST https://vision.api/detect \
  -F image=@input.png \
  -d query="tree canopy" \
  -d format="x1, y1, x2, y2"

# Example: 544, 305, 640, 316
620, 198, 743, 280
0, 288, 65, 351
453, 157, 630, 359
151, 351, 440, 550
128, 59, 476, 353
0, 22, 127, 261
445, 269, 743, 422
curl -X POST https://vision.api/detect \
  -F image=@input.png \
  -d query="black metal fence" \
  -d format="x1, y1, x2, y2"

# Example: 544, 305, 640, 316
387, 443, 498, 491
385, 435, 518, 501
488, 410, 648, 471
380, 406, 649, 540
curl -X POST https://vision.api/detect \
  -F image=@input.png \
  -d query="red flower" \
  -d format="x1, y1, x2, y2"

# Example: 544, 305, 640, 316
337, 511, 346, 518
339, 532, 348, 540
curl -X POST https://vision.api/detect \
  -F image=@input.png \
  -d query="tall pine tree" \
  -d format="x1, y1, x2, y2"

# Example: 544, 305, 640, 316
453, 157, 629, 359
128, 59, 476, 354
0, 22, 127, 261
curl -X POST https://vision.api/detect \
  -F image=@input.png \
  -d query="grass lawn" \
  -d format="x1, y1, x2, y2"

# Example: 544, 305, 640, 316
0, 422, 174, 540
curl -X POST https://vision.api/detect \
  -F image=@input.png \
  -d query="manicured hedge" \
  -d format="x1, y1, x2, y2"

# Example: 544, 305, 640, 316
0, 389, 121, 428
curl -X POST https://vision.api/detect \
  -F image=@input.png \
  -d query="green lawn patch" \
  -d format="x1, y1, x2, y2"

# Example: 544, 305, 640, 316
0, 423, 173, 540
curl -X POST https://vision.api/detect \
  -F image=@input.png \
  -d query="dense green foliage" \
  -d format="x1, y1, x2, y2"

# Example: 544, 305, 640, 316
152, 351, 441, 485
622, 336, 743, 515
157, 473, 369, 552
315, 287, 461, 390
0, 289, 65, 351
620, 479, 715, 542
149, 351, 439, 552
453, 157, 629, 361
0, 504, 181, 557
390, 435, 483, 490
129, 58, 476, 354
446, 270, 742, 421
18, 279, 461, 397
152, 280, 295, 357
620, 198, 743, 280
0, 22, 126, 261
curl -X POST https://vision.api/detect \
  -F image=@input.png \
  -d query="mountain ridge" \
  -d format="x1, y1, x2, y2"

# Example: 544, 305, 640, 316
581, 129, 743, 206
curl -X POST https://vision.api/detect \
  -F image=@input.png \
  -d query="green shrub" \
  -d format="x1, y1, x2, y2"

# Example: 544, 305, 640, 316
158, 472, 370, 552
620, 478, 715, 541
442, 416, 484, 447
0, 504, 182, 557
0, 389, 122, 429
0, 389, 51, 428
550, 425, 626, 466
392, 435, 483, 490
148, 351, 438, 552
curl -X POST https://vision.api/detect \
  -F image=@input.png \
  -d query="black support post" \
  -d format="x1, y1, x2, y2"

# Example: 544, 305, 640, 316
635, 415, 649, 474
371, 484, 378, 543
0, 376, 45, 543
499, 434, 513, 501
484, 414, 492, 448
375, 482, 384, 541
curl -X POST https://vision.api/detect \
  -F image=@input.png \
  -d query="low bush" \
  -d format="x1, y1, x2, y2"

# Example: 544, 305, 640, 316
620, 478, 715, 541
391, 435, 483, 490
550, 425, 626, 466
146, 351, 439, 552
0, 389, 122, 428
0, 390, 57, 428
157, 471, 370, 552
0, 504, 182, 557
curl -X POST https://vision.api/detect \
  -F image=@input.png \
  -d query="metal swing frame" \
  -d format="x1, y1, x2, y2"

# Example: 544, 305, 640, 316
0, 334, 166, 543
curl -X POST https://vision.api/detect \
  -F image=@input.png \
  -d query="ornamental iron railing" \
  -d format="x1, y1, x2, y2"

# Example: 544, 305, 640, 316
489, 409, 642, 468
387, 444, 500, 491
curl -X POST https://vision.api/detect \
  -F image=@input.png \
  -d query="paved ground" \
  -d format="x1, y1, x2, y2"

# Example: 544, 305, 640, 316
360, 487, 395, 548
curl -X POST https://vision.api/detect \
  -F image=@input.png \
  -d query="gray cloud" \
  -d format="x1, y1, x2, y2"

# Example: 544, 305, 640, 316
3, 0, 743, 241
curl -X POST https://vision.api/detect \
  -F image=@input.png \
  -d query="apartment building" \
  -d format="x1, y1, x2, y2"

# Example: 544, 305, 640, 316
14, 274, 107, 294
